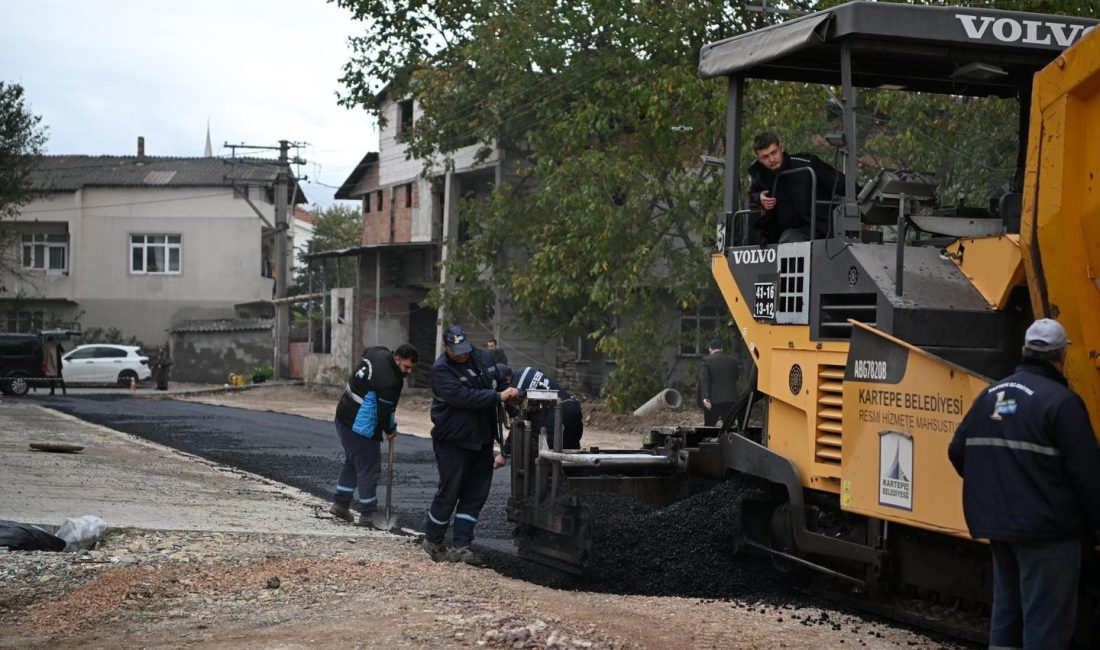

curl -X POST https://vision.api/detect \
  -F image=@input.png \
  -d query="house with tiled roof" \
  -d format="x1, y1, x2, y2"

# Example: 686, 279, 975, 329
2, 139, 304, 355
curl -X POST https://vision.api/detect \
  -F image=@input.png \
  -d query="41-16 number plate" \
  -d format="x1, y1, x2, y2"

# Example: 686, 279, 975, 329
753, 282, 776, 320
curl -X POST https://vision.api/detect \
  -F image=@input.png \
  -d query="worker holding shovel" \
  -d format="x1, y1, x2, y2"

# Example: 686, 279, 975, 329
329, 343, 419, 529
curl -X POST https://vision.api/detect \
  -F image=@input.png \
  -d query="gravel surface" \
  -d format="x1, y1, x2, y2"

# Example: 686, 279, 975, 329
0, 527, 965, 649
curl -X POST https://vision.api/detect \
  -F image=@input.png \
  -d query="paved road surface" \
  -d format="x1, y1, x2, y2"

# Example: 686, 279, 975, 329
40, 395, 515, 547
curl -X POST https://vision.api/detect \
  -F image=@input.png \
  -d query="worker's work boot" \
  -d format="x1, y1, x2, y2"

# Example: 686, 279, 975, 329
421, 538, 447, 562
446, 546, 485, 567
328, 503, 355, 523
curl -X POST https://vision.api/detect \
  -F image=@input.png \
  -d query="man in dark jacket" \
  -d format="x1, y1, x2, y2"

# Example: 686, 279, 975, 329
487, 338, 508, 365
700, 339, 740, 427
330, 343, 419, 528
948, 318, 1100, 649
493, 364, 583, 469
422, 325, 519, 565
747, 131, 845, 243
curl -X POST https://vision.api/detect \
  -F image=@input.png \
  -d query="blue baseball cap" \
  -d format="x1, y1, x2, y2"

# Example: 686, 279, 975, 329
443, 325, 472, 354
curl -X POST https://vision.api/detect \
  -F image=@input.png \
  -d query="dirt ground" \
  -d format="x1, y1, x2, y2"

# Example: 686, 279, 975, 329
0, 385, 963, 649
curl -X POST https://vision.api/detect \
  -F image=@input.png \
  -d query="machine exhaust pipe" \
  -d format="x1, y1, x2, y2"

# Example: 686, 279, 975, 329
632, 388, 683, 416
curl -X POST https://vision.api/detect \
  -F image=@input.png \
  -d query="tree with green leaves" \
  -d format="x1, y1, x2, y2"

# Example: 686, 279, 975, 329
0, 81, 47, 295
331, 0, 1094, 409
333, 0, 766, 409
294, 203, 363, 292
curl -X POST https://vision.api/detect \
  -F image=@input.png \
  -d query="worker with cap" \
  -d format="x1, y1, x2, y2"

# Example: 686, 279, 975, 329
493, 364, 583, 470
949, 318, 1100, 649
329, 344, 419, 528
422, 325, 519, 565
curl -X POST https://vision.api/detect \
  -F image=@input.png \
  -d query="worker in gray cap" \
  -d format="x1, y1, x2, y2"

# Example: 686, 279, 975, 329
949, 318, 1100, 649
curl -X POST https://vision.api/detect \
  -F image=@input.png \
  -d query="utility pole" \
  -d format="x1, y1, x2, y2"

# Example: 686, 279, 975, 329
274, 140, 290, 381
224, 139, 305, 381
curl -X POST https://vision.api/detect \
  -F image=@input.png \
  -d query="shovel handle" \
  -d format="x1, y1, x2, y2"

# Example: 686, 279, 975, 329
384, 435, 396, 521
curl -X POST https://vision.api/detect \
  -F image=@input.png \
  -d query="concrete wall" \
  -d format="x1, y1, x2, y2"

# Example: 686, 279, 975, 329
302, 351, 347, 387
329, 287, 355, 376
169, 328, 274, 384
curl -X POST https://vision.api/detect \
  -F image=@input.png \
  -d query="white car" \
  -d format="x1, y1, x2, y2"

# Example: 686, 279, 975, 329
62, 344, 152, 386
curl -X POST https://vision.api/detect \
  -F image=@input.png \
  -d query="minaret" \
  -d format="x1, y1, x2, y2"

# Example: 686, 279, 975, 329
204, 120, 213, 157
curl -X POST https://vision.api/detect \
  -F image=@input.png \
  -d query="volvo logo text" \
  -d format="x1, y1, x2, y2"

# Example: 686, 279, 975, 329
955, 14, 1093, 46
730, 248, 777, 264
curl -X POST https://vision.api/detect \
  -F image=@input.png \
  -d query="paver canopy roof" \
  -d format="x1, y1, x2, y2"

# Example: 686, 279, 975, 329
699, 2, 1098, 96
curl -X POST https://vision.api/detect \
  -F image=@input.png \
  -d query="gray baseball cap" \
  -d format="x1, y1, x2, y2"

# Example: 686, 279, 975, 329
1024, 318, 1068, 352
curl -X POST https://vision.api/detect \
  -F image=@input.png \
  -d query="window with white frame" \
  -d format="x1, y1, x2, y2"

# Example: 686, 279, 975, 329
21, 234, 69, 272
130, 234, 181, 274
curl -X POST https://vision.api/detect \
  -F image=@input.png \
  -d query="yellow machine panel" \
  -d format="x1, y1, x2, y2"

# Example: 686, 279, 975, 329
1023, 29, 1100, 435
840, 322, 989, 538
944, 235, 1024, 310
712, 252, 850, 494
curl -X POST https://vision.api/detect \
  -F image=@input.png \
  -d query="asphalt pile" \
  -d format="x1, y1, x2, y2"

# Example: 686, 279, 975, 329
576, 479, 791, 601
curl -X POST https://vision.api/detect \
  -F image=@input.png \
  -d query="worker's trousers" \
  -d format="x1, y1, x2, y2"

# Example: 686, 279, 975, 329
989, 538, 1080, 649
424, 440, 494, 548
332, 418, 383, 513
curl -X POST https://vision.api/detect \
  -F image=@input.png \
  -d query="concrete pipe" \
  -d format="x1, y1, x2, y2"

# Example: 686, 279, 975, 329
632, 388, 683, 417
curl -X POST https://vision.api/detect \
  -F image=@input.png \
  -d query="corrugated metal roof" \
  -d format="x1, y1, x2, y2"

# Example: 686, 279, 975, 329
30, 156, 307, 203
170, 317, 273, 334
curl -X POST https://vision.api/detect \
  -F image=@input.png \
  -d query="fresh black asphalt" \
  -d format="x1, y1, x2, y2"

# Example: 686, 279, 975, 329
37, 395, 514, 545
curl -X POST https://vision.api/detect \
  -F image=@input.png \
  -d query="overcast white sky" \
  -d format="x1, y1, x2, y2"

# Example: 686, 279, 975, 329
2, 0, 378, 209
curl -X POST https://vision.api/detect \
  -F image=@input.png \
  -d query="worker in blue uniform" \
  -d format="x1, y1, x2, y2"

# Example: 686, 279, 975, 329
422, 325, 518, 565
329, 344, 418, 528
493, 364, 583, 469
949, 318, 1100, 649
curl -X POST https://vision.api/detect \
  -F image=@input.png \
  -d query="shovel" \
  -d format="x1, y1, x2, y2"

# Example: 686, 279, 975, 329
383, 433, 396, 530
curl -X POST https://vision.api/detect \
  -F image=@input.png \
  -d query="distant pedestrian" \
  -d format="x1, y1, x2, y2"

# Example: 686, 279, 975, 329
948, 318, 1100, 649
486, 338, 508, 365
422, 326, 518, 565
700, 339, 739, 427
329, 344, 418, 528
153, 345, 173, 391
494, 364, 583, 470
43, 337, 66, 396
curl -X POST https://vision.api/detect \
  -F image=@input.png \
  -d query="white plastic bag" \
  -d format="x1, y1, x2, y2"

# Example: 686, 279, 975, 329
55, 515, 108, 552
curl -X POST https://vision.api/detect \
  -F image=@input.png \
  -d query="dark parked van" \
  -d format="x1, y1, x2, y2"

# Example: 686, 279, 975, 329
0, 333, 45, 396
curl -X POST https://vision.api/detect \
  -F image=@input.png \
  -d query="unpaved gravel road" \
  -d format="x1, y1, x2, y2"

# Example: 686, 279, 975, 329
0, 386, 970, 649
